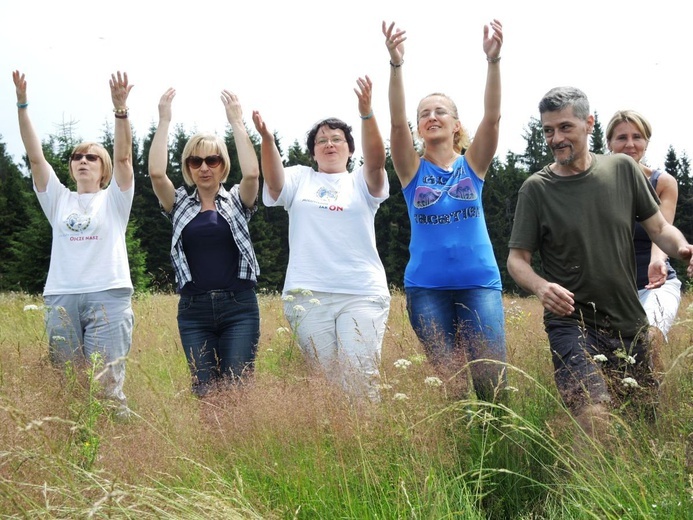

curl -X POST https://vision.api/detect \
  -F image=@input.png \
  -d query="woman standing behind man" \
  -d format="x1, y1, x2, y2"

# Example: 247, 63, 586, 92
149, 88, 261, 397
252, 76, 390, 401
13, 70, 135, 419
606, 110, 681, 377
382, 20, 506, 400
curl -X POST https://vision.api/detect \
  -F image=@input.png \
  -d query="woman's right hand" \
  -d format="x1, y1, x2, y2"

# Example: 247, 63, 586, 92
158, 88, 176, 122
12, 70, 27, 105
251, 110, 273, 140
382, 21, 406, 65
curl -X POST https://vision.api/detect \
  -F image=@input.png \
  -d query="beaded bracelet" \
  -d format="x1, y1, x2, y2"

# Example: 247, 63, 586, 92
487, 56, 501, 63
389, 59, 404, 68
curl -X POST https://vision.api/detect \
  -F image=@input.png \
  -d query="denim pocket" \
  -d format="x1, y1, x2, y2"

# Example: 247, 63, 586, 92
178, 296, 193, 312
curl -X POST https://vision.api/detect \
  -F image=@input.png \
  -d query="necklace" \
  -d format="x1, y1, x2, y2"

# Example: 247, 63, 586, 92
423, 153, 459, 172
77, 192, 98, 215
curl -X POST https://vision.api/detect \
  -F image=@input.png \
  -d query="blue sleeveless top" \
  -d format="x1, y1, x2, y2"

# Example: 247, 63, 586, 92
402, 156, 501, 290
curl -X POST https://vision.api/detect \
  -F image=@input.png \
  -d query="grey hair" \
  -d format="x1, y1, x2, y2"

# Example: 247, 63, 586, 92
538, 87, 590, 121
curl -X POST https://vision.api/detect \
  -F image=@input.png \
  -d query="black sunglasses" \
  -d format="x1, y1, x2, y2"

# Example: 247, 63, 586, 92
185, 155, 223, 169
71, 153, 101, 162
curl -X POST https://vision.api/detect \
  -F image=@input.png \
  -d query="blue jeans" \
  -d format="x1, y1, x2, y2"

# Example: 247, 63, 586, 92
178, 288, 260, 396
406, 287, 506, 400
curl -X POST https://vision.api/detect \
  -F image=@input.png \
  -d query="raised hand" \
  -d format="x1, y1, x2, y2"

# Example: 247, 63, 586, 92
221, 90, 243, 125
354, 76, 374, 118
158, 88, 176, 122
251, 110, 273, 139
12, 70, 27, 104
382, 21, 406, 65
110, 71, 133, 109
483, 19, 503, 60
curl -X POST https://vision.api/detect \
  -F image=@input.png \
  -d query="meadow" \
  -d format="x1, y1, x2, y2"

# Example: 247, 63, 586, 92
0, 290, 691, 519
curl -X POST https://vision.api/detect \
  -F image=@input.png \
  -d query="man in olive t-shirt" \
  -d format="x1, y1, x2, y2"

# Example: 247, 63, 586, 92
507, 86, 693, 437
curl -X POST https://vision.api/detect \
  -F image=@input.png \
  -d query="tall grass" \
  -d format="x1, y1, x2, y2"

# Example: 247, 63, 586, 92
1, 290, 691, 519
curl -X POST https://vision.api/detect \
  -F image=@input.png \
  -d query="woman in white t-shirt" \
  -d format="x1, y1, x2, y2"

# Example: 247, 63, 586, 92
252, 76, 390, 400
13, 70, 135, 420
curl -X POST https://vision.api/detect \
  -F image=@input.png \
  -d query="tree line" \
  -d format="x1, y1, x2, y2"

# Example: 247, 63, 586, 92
1, 114, 691, 295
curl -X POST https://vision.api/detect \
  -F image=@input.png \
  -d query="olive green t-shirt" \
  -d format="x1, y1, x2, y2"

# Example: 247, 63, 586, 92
508, 153, 659, 337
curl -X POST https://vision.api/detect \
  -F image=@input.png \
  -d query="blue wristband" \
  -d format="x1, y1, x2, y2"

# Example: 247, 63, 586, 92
360, 110, 373, 120
17, 102, 28, 108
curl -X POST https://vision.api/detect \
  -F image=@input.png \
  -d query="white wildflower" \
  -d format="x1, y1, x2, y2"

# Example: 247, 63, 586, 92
300, 289, 313, 296
622, 377, 639, 388
393, 393, 409, 401
504, 386, 519, 392
23, 304, 40, 311
308, 298, 321, 305
410, 354, 427, 364
292, 305, 306, 313
276, 327, 291, 334
627, 355, 637, 365
593, 354, 608, 363
424, 376, 443, 387
393, 358, 412, 369
282, 295, 295, 302
51, 336, 66, 342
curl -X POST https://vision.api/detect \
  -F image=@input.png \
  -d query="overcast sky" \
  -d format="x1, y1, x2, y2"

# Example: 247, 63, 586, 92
1, 0, 690, 171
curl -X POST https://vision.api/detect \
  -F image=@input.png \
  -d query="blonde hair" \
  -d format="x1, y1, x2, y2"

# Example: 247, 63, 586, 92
416, 93, 470, 154
605, 110, 652, 146
181, 133, 231, 187
69, 142, 112, 189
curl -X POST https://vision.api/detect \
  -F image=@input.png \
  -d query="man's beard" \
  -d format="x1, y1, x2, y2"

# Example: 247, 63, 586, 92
552, 145, 574, 166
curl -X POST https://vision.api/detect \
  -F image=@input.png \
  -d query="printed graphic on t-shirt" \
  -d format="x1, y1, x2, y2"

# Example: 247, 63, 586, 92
64, 212, 92, 232
414, 173, 478, 209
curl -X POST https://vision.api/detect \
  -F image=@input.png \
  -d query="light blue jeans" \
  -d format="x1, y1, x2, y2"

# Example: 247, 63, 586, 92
44, 288, 134, 404
283, 291, 391, 401
406, 287, 506, 400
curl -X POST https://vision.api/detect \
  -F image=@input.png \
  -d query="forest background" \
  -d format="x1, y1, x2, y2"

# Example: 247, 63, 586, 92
0, 114, 691, 295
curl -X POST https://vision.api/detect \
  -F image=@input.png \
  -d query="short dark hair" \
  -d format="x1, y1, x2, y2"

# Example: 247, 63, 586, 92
306, 118, 356, 169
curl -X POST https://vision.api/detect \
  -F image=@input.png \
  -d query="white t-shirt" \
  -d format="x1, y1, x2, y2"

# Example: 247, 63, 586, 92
263, 165, 389, 296
35, 167, 134, 295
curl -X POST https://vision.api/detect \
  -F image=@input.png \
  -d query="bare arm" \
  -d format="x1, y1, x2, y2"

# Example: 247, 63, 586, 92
640, 210, 693, 277
12, 70, 51, 192
110, 71, 134, 191
507, 248, 575, 316
222, 90, 259, 209
354, 75, 387, 197
251, 111, 285, 201
464, 20, 503, 179
383, 21, 419, 188
645, 172, 678, 288
148, 88, 177, 212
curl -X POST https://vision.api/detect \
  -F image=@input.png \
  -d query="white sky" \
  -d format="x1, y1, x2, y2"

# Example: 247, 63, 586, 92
1, 0, 690, 171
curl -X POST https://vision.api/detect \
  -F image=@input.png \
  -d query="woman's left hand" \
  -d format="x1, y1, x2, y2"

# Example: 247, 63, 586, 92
221, 90, 243, 124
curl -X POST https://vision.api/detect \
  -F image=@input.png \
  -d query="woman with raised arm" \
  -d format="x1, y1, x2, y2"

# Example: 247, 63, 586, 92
606, 109, 681, 377
13, 70, 135, 419
382, 20, 506, 400
252, 76, 390, 401
149, 88, 261, 398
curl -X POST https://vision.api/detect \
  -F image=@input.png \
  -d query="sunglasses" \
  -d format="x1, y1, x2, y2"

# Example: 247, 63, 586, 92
71, 153, 101, 162
186, 155, 223, 169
